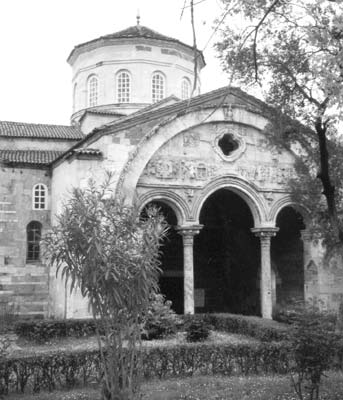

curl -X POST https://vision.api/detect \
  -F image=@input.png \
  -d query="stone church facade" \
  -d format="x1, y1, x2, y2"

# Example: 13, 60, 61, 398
1, 23, 342, 319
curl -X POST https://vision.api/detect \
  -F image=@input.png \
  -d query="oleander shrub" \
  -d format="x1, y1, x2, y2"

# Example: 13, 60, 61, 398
142, 293, 182, 340
14, 319, 97, 342
185, 318, 211, 342
182, 313, 290, 342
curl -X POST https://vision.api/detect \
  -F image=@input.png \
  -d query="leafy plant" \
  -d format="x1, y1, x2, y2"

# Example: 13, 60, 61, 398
142, 293, 181, 340
289, 305, 340, 400
185, 318, 211, 342
43, 174, 167, 400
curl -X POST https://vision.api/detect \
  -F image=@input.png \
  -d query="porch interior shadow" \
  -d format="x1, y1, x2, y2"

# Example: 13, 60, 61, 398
194, 189, 260, 315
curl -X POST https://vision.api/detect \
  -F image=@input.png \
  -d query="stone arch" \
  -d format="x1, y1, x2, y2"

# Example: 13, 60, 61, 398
116, 106, 270, 205
271, 197, 308, 309
269, 195, 311, 227
193, 176, 268, 227
137, 190, 189, 225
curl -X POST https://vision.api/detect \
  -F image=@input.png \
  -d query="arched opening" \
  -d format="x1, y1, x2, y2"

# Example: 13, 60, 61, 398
141, 201, 183, 313
272, 206, 305, 309
194, 189, 260, 315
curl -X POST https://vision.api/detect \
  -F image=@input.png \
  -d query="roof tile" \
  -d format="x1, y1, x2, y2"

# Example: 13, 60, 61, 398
0, 150, 65, 166
0, 121, 84, 140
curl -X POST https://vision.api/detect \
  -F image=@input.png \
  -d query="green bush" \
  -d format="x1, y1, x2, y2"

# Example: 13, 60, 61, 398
142, 294, 182, 340
14, 319, 97, 342
289, 306, 341, 400
182, 313, 290, 342
0, 341, 292, 395
185, 318, 211, 342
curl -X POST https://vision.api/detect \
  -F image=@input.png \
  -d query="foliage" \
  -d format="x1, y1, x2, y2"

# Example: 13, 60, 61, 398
289, 305, 341, 400
183, 313, 290, 342
185, 318, 211, 342
215, 0, 343, 246
0, 341, 292, 395
0, 335, 10, 397
142, 293, 182, 340
14, 319, 98, 342
43, 175, 167, 400
0, 302, 18, 334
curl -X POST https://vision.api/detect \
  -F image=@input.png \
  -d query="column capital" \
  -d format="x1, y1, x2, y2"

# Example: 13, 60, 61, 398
177, 225, 203, 246
251, 227, 279, 238
176, 225, 203, 237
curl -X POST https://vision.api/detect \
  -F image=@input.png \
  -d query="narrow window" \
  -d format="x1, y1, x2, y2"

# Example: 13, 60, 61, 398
33, 184, 47, 210
27, 221, 42, 262
181, 77, 191, 100
87, 75, 98, 107
117, 71, 131, 103
152, 72, 165, 103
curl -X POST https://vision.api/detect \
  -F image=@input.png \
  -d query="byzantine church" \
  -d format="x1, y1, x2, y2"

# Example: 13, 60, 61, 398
1, 19, 342, 319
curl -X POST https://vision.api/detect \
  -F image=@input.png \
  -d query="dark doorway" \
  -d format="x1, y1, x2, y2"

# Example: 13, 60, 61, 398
141, 201, 183, 313
195, 189, 260, 315
272, 206, 305, 307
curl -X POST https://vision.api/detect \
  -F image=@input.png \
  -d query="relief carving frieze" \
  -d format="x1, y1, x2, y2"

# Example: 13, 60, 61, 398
142, 156, 296, 188
143, 159, 218, 181
236, 164, 297, 185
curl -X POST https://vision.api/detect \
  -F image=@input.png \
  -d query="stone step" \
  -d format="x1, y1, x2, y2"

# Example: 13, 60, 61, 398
1, 283, 48, 295
18, 301, 48, 314
10, 275, 48, 283
17, 311, 47, 318
0, 290, 15, 303
0, 265, 47, 274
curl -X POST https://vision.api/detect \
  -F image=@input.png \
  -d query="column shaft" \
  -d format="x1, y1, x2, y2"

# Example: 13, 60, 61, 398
252, 227, 278, 319
177, 225, 202, 315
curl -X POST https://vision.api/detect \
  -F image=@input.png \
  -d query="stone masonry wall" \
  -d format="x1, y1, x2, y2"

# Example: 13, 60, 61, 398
0, 166, 51, 318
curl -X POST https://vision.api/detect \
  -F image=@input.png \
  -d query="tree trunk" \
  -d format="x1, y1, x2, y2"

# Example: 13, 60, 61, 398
315, 116, 343, 243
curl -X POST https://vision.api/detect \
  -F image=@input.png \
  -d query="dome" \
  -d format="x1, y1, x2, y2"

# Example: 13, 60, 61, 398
69, 23, 205, 132
67, 25, 205, 67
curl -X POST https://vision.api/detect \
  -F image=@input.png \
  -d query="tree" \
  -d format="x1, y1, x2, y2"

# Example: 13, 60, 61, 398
215, 0, 343, 247
43, 175, 167, 400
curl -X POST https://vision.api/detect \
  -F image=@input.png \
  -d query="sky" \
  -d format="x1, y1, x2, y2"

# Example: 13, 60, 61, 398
0, 0, 230, 126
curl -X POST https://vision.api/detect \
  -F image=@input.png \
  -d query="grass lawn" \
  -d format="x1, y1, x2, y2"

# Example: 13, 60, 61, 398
5, 372, 343, 400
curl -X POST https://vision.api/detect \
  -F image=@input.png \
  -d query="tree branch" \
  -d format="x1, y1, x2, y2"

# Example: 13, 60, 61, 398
252, 0, 283, 81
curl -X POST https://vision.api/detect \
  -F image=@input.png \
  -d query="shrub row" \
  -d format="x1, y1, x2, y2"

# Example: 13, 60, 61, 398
15, 313, 290, 343
0, 342, 292, 395
182, 313, 290, 342
14, 319, 97, 342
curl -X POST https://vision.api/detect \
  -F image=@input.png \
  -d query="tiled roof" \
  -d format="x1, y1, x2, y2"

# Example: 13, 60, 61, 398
68, 25, 205, 66
103, 25, 182, 42
0, 121, 84, 140
0, 150, 65, 166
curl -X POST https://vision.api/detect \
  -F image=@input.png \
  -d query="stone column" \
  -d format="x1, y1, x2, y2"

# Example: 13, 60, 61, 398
177, 225, 203, 314
301, 229, 314, 303
251, 227, 279, 319
301, 230, 312, 269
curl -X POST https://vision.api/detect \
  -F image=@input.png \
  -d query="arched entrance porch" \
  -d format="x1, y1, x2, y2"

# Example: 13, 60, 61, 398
141, 200, 184, 313
194, 189, 260, 315
271, 206, 306, 309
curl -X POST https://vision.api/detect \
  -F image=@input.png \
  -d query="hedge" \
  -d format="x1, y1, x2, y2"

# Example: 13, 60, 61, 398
15, 313, 291, 343
14, 319, 97, 342
182, 313, 290, 342
0, 342, 291, 395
